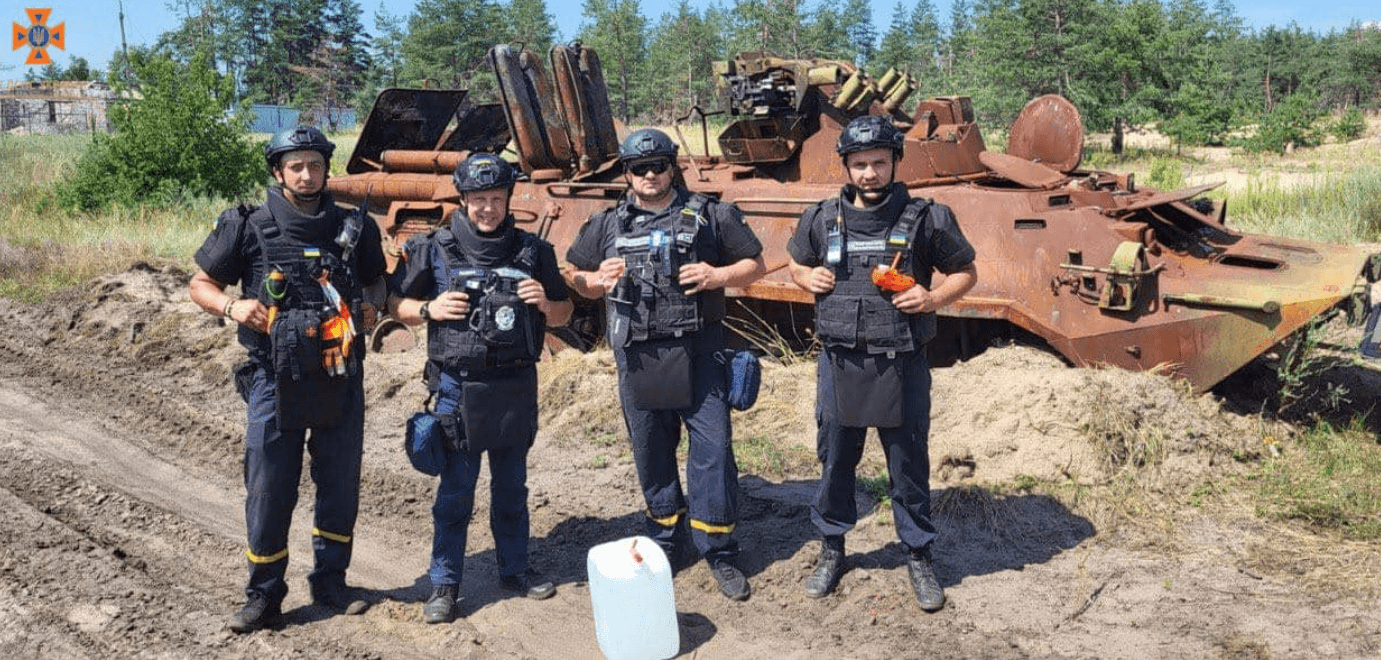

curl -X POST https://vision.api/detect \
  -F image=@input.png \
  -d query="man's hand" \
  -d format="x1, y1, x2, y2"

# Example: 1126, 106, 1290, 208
678, 262, 723, 295
800, 266, 836, 294
518, 278, 551, 309
890, 284, 938, 314
228, 299, 272, 334
428, 290, 470, 321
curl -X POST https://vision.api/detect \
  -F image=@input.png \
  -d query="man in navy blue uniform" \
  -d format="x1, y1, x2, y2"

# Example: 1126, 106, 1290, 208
189, 126, 388, 632
565, 128, 766, 601
787, 115, 977, 611
389, 153, 573, 624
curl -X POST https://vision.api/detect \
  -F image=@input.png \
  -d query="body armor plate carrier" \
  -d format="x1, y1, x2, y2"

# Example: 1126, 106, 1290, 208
427, 228, 543, 372
607, 194, 710, 347
815, 197, 934, 354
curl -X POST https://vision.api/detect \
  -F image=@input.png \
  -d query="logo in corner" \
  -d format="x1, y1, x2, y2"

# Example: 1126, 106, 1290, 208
12, 8, 64, 66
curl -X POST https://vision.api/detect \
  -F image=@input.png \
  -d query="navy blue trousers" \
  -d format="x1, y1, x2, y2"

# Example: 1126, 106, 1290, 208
428, 370, 533, 588
616, 335, 739, 562
811, 348, 937, 552
242, 365, 364, 604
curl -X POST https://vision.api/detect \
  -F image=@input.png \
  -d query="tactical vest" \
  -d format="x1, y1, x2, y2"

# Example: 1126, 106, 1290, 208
607, 194, 709, 346
246, 205, 364, 378
426, 227, 543, 371
814, 197, 935, 354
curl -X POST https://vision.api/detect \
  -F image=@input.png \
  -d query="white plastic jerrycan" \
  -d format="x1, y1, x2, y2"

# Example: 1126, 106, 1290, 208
587, 535, 679, 660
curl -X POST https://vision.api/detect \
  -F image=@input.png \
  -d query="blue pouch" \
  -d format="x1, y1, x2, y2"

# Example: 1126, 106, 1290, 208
405, 411, 448, 476
718, 349, 762, 411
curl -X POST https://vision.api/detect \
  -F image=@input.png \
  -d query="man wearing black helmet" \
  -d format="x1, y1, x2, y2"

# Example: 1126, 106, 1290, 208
565, 128, 766, 602
787, 115, 977, 611
389, 152, 572, 624
188, 126, 388, 632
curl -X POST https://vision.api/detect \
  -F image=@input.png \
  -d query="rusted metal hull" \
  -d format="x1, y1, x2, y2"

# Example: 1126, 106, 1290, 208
327, 46, 1378, 392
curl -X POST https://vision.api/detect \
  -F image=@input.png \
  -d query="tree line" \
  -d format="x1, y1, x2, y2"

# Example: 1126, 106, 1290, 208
31, 0, 1381, 152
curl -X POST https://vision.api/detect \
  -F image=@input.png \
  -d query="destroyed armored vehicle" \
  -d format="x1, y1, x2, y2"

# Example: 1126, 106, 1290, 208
326, 44, 1380, 392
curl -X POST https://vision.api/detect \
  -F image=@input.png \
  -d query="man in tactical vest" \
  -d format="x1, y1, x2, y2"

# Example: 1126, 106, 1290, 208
189, 126, 389, 632
787, 115, 977, 611
389, 153, 573, 624
565, 128, 766, 601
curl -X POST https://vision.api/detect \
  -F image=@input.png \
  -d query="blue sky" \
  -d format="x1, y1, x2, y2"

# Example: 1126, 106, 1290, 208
4, 0, 1377, 80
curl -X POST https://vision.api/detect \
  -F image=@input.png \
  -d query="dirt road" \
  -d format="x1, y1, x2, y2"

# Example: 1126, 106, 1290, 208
1, 265, 1378, 659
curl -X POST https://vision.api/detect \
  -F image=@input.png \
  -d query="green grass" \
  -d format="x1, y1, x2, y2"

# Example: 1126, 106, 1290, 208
1214, 166, 1381, 243
1249, 418, 1381, 540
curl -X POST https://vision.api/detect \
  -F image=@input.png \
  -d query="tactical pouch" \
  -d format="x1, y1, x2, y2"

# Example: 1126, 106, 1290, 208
270, 307, 349, 429
404, 410, 448, 476
718, 349, 761, 411
473, 289, 534, 353
459, 367, 538, 452
1361, 302, 1381, 359
829, 350, 904, 428
232, 360, 257, 404
623, 339, 693, 410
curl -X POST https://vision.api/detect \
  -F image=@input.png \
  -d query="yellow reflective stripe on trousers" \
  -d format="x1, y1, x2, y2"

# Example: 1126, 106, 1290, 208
690, 519, 735, 534
245, 547, 288, 564
313, 527, 352, 544
646, 508, 686, 528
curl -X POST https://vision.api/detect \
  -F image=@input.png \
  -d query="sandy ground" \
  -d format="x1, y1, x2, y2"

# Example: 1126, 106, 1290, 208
2, 264, 1380, 659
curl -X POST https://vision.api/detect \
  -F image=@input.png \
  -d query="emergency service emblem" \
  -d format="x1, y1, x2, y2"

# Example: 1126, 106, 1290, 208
12, 8, 64, 66
494, 305, 516, 331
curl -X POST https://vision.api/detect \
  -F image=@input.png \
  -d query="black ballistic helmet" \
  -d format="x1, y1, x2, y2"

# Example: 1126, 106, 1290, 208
836, 115, 905, 159
618, 128, 678, 162
453, 152, 518, 192
264, 125, 335, 170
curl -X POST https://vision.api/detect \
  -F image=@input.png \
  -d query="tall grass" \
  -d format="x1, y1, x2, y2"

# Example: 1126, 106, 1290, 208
1214, 166, 1381, 243
0, 133, 257, 300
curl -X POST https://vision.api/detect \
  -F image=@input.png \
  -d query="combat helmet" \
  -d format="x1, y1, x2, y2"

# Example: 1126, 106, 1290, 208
836, 115, 904, 159
453, 152, 518, 193
264, 125, 335, 170
618, 128, 678, 162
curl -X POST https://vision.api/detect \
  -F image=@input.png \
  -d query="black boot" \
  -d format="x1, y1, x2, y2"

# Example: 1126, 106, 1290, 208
804, 541, 846, 598
908, 547, 945, 612
423, 585, 458, 624
312, 581, 370, 615
499, 569, 557, 600
228, 594, 281, 633
708, 559, 751, 601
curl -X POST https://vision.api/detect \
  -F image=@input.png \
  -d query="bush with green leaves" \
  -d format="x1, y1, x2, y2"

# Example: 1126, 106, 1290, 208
1329, 107, 1367, 143
1238, 93, 1326, 154
56, 51, 263, 211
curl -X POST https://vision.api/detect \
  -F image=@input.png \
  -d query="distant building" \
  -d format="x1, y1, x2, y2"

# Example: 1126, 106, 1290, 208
0, 80, 124, 134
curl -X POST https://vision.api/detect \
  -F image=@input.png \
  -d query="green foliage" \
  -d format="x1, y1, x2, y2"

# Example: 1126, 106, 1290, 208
54, 51, 262, 212
1146, 158, 1185, 191
1239, 93, 1327, 154
1251, 419, 1381, 540
1226, 166, 1381, 244
1329, 107, 1367, 143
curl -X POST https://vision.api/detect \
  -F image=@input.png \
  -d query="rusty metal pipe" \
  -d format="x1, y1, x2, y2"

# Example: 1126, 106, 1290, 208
380, 150, 466, 173
1163, 292, 1281, 314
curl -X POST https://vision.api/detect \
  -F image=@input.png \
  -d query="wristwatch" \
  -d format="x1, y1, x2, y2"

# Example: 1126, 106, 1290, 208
419, 301, 432, 321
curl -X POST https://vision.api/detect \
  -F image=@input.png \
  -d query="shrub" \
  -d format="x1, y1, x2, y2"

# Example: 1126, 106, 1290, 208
56, 51, 263, 211
1330, 107, 1367, 143
1238, 93, 1326, 154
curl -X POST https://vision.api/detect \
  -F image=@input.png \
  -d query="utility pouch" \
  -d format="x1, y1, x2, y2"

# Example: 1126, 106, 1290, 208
459, 367, 538, 452
1361, 302, 1381, 359
830, 350, 904, 428
404, 410, 448, 476
473, 289, 533, 352
270, 307, 349, 429
232, 360, 257, 404
624, 339, 693, 410
717, 349, 762, 411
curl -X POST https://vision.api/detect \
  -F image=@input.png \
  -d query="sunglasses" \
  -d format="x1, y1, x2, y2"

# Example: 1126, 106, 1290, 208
628, 160, 672, 176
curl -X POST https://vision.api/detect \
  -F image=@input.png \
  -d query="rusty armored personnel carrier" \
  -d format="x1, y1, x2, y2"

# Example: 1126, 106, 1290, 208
327, 44, 1380, 393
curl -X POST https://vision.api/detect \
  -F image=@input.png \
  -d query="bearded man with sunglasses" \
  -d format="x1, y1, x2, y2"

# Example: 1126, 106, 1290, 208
566, 128, 766, 601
